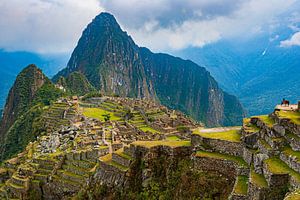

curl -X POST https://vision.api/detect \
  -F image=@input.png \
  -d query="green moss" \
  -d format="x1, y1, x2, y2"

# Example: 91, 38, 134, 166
195, 150, 248, 167
132, 140, 191, 148
193, 128, 241, 142
234, 176, 248, 195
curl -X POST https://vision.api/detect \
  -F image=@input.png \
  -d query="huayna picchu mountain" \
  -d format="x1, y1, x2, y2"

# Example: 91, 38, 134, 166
53, 12, 244, 127
0, 64, 64, 160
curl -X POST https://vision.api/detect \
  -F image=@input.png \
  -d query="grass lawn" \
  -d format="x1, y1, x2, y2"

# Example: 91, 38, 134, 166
166, 135, 181, 141
277, 110, 300, 125
193, 128, 241, 142
139, 126, 160, 134
264, 157, 300, 182
195, 150, 248, 167
250, 166, 268, 188
234, 175, 248, 195
82, 107, 121, 121
132, 140, 191, 148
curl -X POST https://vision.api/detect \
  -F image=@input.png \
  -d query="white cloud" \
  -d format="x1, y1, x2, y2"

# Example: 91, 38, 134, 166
117, 0, 297, 52
0, 0, 298, 54
0, 0, 103, 54
280, 32, 300, 47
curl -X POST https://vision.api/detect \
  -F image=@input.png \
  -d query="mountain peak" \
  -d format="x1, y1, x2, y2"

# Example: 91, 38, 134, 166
91, 12, 121, 30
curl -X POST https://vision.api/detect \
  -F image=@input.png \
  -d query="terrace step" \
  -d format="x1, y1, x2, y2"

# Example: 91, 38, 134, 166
280, 147, 300, 173
263, 157, 300, 188
62, 164, 90, 176
64, 159, 96, 170
52, 175, 81, 191
33, 174, 48, 183
11, 175, 28, 187
57, 170, 86, 183
229, 175, 249, 199
112, 149, 132, 167
99, 154, 129, 172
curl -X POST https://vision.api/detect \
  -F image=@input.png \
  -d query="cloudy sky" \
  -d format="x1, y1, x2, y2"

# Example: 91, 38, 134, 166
0, 0, 300, 54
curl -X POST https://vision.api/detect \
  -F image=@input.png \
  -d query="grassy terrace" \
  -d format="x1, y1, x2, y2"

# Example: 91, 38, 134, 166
285, 189, 300, 200
99, 153, 128, 171
258, 139, 272, 151
282, 147, 300, 161
193, 128, 241, 142
132, 140, 191, 148
166, 135, 181, 141
286, 131, 300, 142
264, 157, 300, 182
82, 107, 121, 121
276, 110, 300, 125
256, 115, 275, 127
195, 151, 248, 167
250, 166, 268, 188
139, 126, 160, 134
243, 118, 260, 133
115, 149, 132, 160
234, 175, 248, 195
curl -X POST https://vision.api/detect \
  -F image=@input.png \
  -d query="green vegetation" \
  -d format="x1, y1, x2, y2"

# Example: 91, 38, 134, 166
176, 125, 190, 133
234, 176, 248, 195
258, 139, 272, 150
285, 189, 300, 200
115, 149, 132, 160
82, 91, 102, 101
256, 115, 275, 127
193, 128, 241, 142
139, 126, 160, 134
196, 150, 248, 167
132, 140, 191, 148
243, 118, 260, 133
65, 72, 96, 96
250, 166, 268, 188
282, 147, 300, 160
82, 107, 121, 122
276, 110, 300, 125
166, 135, 181, 141
264, 157, 300, 182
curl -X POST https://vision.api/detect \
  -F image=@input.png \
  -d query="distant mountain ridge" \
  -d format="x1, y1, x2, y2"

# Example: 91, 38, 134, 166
178, 37, 300, 115
54, 12, 245, 126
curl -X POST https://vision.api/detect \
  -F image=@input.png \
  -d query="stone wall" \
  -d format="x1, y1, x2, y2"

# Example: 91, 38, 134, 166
192, 134, 244, 156
280, 153, 300, 174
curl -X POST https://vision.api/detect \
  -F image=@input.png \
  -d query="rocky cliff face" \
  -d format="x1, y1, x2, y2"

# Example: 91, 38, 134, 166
0, 64, 47, 137
54, 12, 244, 126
